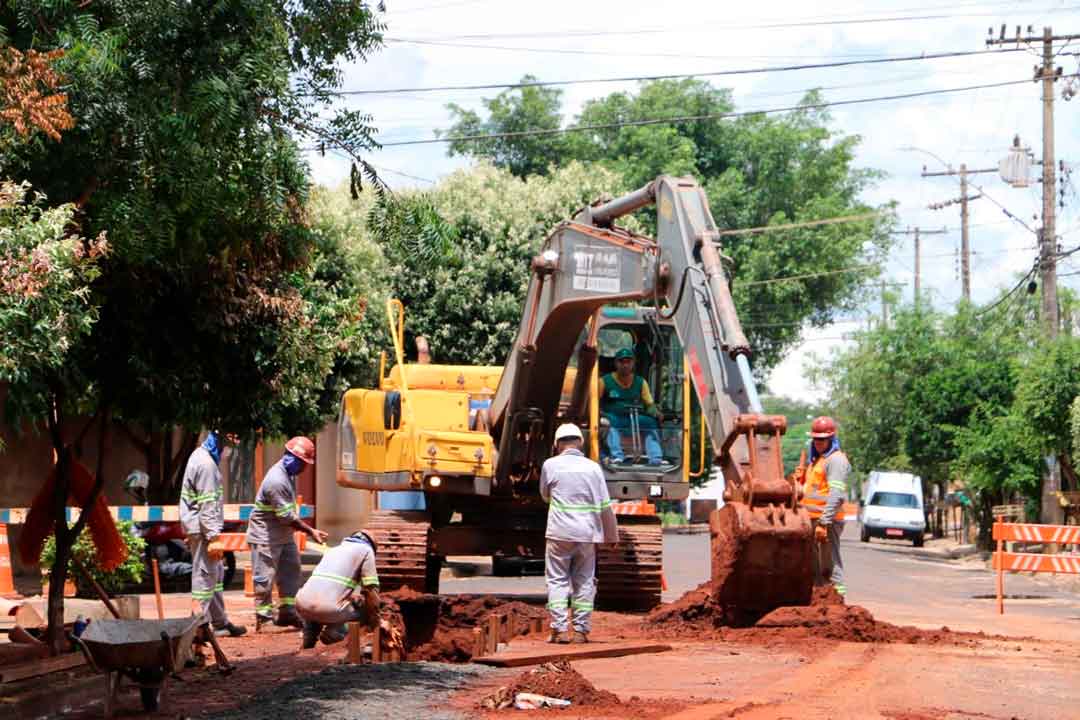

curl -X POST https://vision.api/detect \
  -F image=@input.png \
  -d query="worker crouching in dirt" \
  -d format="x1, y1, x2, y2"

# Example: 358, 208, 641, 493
295, 530, 382, 648
540, 423, 619, 644
246, 436, 328, 632
799, 416, 851, 596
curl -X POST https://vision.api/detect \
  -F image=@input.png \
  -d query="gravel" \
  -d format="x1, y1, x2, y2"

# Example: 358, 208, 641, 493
205, 662, 496, 720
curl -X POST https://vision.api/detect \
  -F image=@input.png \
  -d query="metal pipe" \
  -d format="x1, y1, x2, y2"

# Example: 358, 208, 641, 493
589, 181, 656, 227
736, 355, 763, 413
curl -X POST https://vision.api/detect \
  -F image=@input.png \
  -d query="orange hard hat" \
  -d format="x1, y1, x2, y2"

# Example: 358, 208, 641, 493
285, 436, 316, 464
808, 416, 838, 439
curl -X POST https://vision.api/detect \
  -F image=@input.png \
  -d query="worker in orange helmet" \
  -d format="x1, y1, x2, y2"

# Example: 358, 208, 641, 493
246, 436, 328, 632
800, 416, 851, 596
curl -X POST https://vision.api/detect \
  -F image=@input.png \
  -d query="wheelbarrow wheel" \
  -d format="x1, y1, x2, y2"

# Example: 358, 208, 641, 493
140, 685, 161, 711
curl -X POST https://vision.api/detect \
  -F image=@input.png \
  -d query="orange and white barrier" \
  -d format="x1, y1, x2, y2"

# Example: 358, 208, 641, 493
0, 523, 15, 597
993, 520, 1080, 614
611, 500, 656, 516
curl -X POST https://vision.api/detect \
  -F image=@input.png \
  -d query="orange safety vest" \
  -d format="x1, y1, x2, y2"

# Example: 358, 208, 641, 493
801, 451, 847, 522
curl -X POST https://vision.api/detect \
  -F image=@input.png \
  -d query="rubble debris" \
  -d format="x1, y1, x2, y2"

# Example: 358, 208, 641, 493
479, 661, 620, 709
384, 590, 546, 662
645, 582, 994, 646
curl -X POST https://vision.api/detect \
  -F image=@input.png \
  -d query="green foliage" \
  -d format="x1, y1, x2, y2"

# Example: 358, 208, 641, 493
361, 162, 636, 365
40, 520, 145, 597
445, 76, 567, 178
443, 79, 893, 371
818, 286, 1080, 534
0, 180, 105, 423
1, 2, 385, 446
1070, 396, 1080, 468
761, 394, 824, 470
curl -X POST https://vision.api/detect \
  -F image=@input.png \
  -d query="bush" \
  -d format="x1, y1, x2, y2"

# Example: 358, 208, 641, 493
40, 520, 146, 597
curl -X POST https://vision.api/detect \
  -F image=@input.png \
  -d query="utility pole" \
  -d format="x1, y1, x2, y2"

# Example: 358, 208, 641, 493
1040, 27, 1059, 340
988, 24, 1080, 525
960, 165, 970, 300
922, 165, 989, 301
892, 227, 947, 305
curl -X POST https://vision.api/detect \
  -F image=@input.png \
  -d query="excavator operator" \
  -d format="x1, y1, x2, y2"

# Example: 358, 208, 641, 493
600, 347, 664, 466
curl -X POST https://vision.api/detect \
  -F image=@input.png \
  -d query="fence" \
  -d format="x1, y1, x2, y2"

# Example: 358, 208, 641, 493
992, 520, 1080, 614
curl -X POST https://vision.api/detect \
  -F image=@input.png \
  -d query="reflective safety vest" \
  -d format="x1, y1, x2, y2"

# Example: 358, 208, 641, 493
801, 451, 847, 522
601, 373, 645, 417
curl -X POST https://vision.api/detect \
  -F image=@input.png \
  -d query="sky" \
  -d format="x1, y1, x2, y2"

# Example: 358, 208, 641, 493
305, 0, 1080, 402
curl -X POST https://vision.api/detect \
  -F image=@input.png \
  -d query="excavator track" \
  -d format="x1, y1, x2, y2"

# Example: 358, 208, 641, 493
595, 517, 664, 611
365, 510, 438, 593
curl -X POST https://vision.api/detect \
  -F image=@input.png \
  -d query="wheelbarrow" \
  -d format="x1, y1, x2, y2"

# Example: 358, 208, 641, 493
72, 616, 202, 717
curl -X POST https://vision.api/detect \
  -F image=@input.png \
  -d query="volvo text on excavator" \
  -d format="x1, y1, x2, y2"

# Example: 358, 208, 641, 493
336, 175, 814, 615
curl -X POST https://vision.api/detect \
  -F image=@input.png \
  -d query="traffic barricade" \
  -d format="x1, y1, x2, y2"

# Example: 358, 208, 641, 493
993, 520, 1080, 614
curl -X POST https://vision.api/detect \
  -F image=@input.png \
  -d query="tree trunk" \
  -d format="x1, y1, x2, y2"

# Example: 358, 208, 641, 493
45, 448, 71, 655
976, 492, 996, 551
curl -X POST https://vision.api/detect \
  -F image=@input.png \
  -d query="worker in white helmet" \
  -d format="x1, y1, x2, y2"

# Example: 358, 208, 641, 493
540, 423, 619, 644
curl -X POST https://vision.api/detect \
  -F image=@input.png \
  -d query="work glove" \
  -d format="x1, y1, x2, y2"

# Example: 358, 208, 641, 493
814, 525, 828, 544
207, 540, 225, 560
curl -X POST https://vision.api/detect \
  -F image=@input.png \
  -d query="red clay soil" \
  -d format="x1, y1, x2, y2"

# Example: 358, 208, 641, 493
480, 661, 620, 709
385, 590, 547, 662
646, 581, 993, 647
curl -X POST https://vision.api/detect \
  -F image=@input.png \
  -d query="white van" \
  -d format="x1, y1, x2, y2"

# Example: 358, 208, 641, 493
859, 471, 926, 547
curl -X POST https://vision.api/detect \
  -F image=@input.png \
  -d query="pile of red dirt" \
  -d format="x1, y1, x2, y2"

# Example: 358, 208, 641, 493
480, 661, 620, 709
645, 583, 990, 646
384, 590, 547, 662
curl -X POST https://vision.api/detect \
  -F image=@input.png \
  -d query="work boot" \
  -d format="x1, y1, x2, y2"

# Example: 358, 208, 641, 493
301, 621, 322, 650
275, 613, 304, 630
214, 622, 248, 638
254, 615, 273, 633
571, 630, 589, 644
319, 623, 348, 645
547, 630, 570, 644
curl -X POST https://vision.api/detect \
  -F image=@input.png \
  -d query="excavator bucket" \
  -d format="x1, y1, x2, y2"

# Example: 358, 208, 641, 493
707, 415, 815, 624
709, 503, 813, 623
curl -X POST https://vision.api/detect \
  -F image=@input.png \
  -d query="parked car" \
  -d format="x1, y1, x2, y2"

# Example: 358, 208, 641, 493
859, 471, 926, 547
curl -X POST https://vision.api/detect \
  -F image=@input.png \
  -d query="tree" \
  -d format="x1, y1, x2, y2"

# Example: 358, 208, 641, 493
442, 79, 893, 371
364, 162, 637, 365
1, 0, 385, 651
444, 75, 568, 178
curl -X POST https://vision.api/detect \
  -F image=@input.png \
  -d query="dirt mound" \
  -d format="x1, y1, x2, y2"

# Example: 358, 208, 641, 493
480, 661, 620, 709
384, 591, 546, 662
645, 582, 988, 646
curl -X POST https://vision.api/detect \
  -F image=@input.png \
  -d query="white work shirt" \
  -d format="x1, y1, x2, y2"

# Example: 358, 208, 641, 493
539, 448, 618, 544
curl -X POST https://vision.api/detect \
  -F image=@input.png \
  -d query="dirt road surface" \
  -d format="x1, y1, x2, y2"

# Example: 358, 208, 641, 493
16, 524, 1079, 719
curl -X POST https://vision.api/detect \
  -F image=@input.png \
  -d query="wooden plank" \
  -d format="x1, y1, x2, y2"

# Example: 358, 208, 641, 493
472, 641, 672, 668
0, 652, 85, 684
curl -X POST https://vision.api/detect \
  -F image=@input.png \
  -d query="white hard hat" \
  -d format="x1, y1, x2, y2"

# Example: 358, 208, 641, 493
554, 423, 583, 441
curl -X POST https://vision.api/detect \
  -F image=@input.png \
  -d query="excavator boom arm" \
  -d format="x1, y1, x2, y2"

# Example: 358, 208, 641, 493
490, 176, 787, 500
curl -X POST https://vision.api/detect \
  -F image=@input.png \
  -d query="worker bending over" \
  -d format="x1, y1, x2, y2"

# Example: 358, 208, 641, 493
296, 530, 381, 648
540, 423, 619, 644
600, 348, 663, 466
800, 416, 850, 596
246, 437, 328, 631
179, 432, 246, 637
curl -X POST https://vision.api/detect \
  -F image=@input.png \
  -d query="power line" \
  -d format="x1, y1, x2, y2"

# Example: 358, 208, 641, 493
713, 212, 884, 237
386, 37, 903, 61
326, 48, 1025, 96
376, 77, 1053, 147
403, 5, 1080, 41
740, 264, 881, 287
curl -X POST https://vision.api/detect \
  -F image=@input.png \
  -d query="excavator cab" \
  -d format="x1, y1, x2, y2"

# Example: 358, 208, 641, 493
560, 307, 696, 504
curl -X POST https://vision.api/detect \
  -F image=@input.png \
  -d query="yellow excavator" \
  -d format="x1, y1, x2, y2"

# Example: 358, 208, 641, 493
337, 175, 813, 614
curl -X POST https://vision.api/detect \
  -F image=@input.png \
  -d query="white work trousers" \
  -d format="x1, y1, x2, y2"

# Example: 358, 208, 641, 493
812, 520, 846, 595
188, 535, 227, 627
545, 539, 597, 633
